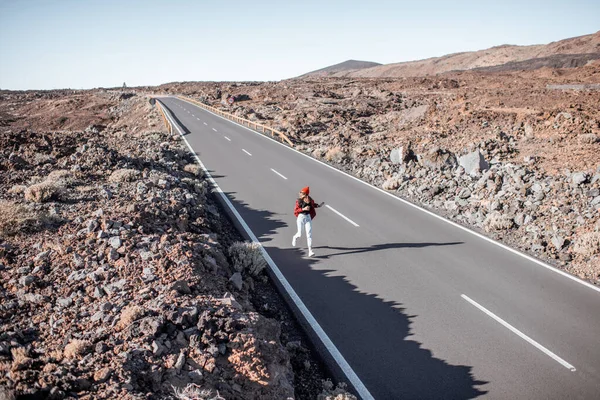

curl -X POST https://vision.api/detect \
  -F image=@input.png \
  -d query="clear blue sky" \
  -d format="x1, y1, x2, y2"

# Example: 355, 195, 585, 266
1, 0, 598, 90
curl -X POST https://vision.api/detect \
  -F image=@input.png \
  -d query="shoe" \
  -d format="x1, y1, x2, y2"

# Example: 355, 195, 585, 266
292, 236, 297, 247
308, 249, 315, 257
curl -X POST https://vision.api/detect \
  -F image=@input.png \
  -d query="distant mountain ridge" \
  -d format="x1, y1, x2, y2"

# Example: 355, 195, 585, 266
299, 60, 382, 78
299, 31, 600, 78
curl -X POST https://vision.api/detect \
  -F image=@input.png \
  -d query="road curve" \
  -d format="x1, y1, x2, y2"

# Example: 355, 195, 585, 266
158, 96, 600, 399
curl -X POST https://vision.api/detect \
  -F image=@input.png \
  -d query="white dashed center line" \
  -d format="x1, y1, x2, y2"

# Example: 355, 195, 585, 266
224, 136, 231, 141
242, 149, 252, 156
203, 122, 207, 126
212, 128, 217, 132
325, 205, 359, 227
270, 168, 288, 180
461, 294, 576, 371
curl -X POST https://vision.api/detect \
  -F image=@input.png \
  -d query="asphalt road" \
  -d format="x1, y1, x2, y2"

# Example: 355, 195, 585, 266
158, 96, 600, 399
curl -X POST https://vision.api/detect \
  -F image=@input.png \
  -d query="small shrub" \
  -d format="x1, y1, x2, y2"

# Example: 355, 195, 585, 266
7, 185, 27, 195
108, 168, 140, 183
0, 201, 43, 236
228, 242, 267, 276
10, 347, 32, 371
117, 305, 144, 330
382, 177, 400, 191
172, 384, 225, 400
63, 339, 90, 359
46, 169, 72, 184
325, 147, 346, 163
483, 212, 514, 232
24, 181, 62, 203
318, 380, 357, 400
184, 163, 203, 177
574, 232, 600, 257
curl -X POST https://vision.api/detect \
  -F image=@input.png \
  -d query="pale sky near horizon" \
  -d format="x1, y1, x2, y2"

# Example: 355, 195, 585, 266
1, 0, 599, 90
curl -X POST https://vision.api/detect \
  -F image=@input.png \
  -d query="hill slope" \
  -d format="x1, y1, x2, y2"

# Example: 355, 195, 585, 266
300, 59, 382, 78
316, 31, 600, 78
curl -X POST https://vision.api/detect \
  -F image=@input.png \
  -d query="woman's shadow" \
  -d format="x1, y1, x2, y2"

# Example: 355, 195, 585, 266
313, 242, 463, 259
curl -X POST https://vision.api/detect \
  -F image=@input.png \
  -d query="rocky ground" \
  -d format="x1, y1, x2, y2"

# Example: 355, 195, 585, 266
0, 91, 353, 399
156, 63, 600, 283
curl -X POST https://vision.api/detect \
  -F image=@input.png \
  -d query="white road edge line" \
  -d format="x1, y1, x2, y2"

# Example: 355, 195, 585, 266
224, 136, 231, 142
242, 149, 252, 156
326, 205, 360, 227
271, 168, 288, 180
461, 294, 576, 371
177, 96, 600, 295
157, 99, 374, 400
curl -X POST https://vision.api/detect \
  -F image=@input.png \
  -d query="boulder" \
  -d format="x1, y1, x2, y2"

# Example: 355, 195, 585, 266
459, 150, 489, 176
390, 147, 403, 164
417, 148, 457, 169
571, 172, 588, 186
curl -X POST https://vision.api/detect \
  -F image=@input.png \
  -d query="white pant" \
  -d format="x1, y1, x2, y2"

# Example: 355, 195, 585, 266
294, 214, 313, 248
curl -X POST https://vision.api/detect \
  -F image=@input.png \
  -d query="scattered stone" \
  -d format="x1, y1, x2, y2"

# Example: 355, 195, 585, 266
86, 219, 99, 233
572, 172, 588, 186
108, 236, 122, 249
551, 235, 565, 251
94, 367, 112, 383
108, 248, 119, 261
172, 280, 191, 295
458, 150, 489, 176
19, 275, 36, 287
229, 272, 243, 290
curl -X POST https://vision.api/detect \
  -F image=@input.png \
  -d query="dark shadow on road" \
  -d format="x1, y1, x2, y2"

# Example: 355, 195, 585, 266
313, 242, 463, 259
215, 189, 488, 399
158, 100, 191, 135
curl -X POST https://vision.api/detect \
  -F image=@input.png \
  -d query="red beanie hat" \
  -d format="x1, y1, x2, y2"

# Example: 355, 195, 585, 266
300, 186, 310, 195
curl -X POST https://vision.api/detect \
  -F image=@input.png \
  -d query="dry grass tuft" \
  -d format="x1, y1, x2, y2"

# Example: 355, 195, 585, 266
8, 185, 27, 195
46, 169, 72, 183
483, 212, 514, 232
172, 384, 225, 400
117, 305, 145, 330
10, 347, 32, 371
229, 242, 266, 276
24, 181, 62, 203
317, 380, 357, 400
184, 163, 203, 177
108, 168, 140, 183
47, 349, 63, 363
0, 201, 43, 236
574, 232, 600, 257
63, 339, 90, 359
382, 177, 400, 190
324, 147, 346, 163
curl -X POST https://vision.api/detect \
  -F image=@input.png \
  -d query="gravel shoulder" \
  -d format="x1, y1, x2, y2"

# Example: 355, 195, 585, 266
0, 90, 345, 399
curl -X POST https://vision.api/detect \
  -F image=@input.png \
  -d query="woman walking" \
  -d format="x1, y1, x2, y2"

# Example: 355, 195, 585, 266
292, 186, 324, 257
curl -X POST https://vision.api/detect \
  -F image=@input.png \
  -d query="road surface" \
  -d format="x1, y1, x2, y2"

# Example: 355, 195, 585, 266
157, 96, 600, 399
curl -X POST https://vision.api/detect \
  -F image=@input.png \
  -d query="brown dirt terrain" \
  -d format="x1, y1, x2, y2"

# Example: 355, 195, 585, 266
0, 91, 351, 399
155, 62, 600, 283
